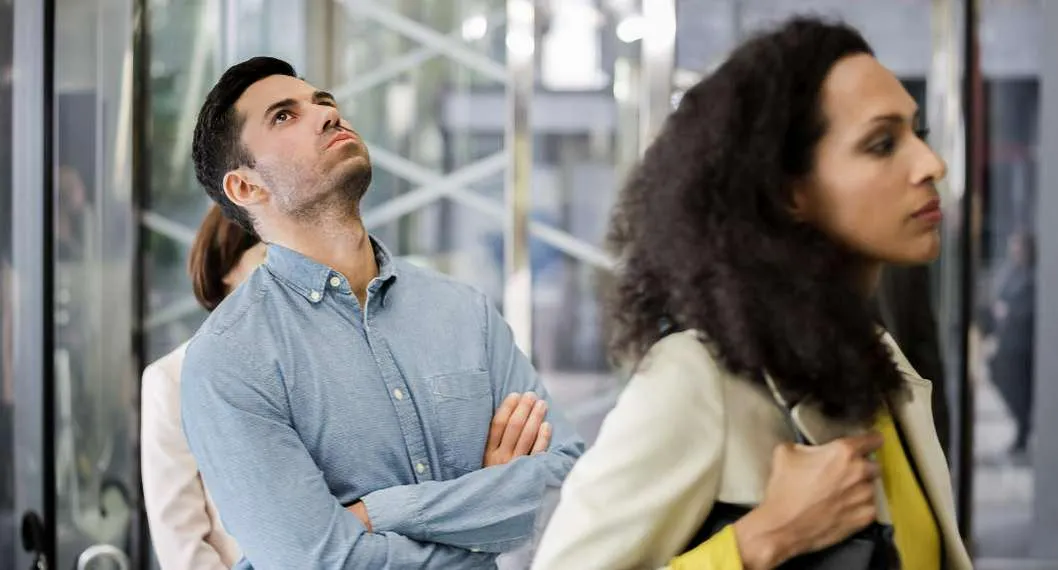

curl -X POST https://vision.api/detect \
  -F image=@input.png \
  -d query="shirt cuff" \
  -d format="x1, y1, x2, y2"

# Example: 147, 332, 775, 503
361, 484, 424, 537
667, 524, 743, 570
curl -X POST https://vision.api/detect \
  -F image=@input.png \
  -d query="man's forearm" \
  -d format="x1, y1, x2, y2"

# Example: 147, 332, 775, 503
343, 530, 495, 569
362, 444, 580, 553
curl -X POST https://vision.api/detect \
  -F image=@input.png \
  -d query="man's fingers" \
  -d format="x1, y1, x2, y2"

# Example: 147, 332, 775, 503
531, 422, 552, 454
487, 393, 522, 450
500, 392, 538, 450
513, 400, 548, 456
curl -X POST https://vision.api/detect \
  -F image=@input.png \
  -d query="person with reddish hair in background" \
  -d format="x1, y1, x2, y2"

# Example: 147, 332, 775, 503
141, 205, 264, 569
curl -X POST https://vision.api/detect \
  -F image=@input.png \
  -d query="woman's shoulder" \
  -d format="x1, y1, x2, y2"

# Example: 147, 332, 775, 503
635, 328, 728, 392
142, 341, 190, 388
141, 342, 190, 428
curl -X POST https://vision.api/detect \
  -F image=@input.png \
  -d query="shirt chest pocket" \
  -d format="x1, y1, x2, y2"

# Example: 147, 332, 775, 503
422, 370, 493, 475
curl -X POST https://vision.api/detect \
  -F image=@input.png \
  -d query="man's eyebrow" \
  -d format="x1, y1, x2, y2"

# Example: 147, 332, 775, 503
313, 90, 337, 105
263, 98, 297, 121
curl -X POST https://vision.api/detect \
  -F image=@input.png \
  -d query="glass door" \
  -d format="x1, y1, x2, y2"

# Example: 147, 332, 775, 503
51, 0, 139, 567
6, 0, 51, 568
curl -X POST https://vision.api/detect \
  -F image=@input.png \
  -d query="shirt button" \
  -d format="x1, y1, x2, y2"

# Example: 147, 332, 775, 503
393, 388, 404, 400
416, 463, 426, 474
329, 276, 341, 288
309, 290, 322, 302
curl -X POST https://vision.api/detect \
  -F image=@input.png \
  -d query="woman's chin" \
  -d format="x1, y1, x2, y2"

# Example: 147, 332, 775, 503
893, 232, 942, 265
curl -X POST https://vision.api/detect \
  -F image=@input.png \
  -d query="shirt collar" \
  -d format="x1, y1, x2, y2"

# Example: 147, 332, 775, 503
264, 236, 398, 304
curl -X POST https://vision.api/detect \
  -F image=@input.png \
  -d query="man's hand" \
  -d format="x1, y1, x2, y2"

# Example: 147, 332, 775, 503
483, 392, 551, 467
347, 501, 373, 532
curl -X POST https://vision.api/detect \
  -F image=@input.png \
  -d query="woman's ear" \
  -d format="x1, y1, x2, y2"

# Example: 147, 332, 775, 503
787, 179, 814, 222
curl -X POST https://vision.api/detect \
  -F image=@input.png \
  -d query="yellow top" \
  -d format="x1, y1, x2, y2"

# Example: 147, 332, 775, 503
875, 411, 941, 570
670, 412, 940, 569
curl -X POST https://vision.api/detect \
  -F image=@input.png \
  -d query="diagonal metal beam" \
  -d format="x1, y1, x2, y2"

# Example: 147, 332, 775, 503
369, 146, 615, 271
141, 211, 197, 246
339, 0, 507, 83
332, 44, 441, 102
330, 11, 507, 101
445, 185, 616, 271
363, 150, 507, 229
144, 295, 201, 330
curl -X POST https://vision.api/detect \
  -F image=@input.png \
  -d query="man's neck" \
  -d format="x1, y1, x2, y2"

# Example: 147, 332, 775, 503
266, 215, 379, 305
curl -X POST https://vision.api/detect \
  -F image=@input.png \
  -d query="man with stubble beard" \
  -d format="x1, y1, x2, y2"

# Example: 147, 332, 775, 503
181, 57, 583, 569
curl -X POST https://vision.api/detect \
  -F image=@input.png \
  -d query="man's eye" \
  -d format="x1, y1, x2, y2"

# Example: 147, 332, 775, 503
273, 111, 292, 125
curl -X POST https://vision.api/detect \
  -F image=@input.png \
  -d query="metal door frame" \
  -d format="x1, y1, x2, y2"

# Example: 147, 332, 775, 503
11, 0, 56, 566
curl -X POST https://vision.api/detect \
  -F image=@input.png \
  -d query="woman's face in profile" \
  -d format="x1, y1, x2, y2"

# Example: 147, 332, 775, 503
792, 53, 947, 266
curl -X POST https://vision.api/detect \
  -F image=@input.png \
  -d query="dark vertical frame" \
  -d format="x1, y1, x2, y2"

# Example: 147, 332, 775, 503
131, 0, 152, 566
955, 0, 982, 542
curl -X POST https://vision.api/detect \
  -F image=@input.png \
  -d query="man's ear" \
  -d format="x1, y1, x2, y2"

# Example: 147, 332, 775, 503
223, 168, 267, 209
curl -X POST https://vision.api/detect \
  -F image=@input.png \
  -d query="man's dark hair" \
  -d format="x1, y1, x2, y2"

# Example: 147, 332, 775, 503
192, 56, 297, 235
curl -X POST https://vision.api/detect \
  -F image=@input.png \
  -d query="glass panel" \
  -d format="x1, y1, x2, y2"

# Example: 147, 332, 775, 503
145, 0, 308, 364
145, 0, 221, 362
53, 0, 136, 567
0, 0, 15, 565
331, 0, 507, 296
527, 1, 640, 444
8, 0, 49, 566
971, 0, 1045, 566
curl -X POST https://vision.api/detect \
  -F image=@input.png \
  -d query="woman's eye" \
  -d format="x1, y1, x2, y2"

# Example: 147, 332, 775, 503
868, 135, 896, 156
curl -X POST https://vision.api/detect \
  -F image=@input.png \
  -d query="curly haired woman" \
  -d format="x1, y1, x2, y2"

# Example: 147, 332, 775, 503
532, 16, 971, 570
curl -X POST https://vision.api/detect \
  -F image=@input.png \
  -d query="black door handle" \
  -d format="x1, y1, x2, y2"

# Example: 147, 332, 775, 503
20, 510, 48, 569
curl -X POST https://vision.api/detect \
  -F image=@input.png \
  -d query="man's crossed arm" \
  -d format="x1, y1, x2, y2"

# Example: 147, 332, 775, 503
182, 301, 584, 568
348, 391, 552, 531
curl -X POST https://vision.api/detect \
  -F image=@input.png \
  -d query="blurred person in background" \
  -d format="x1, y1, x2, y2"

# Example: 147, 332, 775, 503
141, 204, 264, 569
182, 57, 582, 569
533, 17, 970, 570
987, 230, 1036, 463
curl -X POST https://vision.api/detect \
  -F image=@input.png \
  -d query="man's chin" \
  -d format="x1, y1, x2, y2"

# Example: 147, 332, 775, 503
334, 164, 372, 205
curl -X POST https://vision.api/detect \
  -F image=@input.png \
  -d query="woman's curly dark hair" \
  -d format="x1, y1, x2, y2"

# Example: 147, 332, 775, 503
607, 16, 907, 424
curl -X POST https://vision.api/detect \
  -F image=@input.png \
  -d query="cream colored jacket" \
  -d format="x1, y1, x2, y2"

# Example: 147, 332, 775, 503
141, 342, 241, 570
532, 330, 972, 570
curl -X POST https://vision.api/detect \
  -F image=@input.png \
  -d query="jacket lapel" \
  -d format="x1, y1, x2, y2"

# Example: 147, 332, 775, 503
885, 334, 973, 569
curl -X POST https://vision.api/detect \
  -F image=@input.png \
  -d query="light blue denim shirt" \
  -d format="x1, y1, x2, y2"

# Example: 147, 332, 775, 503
181, 238, 584, 569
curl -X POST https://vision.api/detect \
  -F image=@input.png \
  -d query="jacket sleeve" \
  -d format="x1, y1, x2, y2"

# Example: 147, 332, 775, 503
531, 331, 730, 569
141, 356, 235, 570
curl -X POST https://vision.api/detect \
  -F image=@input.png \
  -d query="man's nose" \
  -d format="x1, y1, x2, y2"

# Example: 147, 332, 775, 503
318, 104, 341, 133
